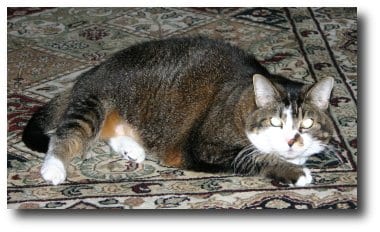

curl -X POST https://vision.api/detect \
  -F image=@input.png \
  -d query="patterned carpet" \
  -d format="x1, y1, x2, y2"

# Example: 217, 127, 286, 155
7, 7, 357, 209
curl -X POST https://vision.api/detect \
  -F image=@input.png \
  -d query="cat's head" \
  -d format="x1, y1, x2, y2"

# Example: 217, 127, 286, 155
245, 74, 334, 164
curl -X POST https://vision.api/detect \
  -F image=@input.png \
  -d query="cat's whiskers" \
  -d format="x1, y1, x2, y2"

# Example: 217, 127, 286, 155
233, 145, 262, 174
319, 144, 337, 155
232, 137, 250, 146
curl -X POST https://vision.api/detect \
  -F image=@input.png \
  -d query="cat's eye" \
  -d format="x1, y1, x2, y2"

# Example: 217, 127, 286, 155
301, 118, 314, 129
270, 117, 282, 127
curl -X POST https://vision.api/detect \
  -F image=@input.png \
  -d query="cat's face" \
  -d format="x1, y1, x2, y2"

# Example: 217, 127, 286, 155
245, 74, 334, 165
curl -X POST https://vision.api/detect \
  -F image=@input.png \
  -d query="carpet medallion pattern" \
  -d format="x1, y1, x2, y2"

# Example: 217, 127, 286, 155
7, 7, 357, 209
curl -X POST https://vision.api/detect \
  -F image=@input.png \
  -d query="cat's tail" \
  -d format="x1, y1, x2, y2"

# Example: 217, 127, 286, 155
22, 90, 71, 153
22, 105, 51, 153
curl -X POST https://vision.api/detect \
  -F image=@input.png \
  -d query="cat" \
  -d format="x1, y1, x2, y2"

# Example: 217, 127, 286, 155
22, 37, 334, 186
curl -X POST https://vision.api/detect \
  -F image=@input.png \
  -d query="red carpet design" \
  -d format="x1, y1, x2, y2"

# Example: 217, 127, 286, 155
7, 7, 357, 209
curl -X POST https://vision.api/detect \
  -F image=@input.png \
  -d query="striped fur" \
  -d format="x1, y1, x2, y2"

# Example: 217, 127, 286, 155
22, 37, 334, 186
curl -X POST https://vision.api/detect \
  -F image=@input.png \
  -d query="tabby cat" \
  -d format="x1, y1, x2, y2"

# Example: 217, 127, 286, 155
22, 37, 334, 186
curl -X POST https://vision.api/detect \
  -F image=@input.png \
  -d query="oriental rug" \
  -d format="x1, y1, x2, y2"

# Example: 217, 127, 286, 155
7, 7, 357, 209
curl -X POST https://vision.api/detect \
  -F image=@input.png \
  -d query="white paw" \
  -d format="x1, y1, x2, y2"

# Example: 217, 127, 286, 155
294, 168, 313, 187
109, 136, 146, 163
40, 155, 66, 185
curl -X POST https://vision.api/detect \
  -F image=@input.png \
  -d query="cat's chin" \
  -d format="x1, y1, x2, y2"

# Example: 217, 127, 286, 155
285, 156, 308, 165
277, 150, 309, 165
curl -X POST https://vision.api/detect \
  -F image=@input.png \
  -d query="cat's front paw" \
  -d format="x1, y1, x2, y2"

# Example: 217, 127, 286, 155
109, 136, 146, 163
40, 155, 66, 185
292, 168, 313, 187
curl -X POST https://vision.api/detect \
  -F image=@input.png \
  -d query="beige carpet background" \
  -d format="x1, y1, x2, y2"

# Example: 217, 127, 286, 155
7, 7, 357, 209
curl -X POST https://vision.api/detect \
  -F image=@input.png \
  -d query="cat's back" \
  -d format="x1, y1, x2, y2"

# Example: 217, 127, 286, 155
114, 36, 248, 66
102, 37, 259, 84
75, 37, 262, 106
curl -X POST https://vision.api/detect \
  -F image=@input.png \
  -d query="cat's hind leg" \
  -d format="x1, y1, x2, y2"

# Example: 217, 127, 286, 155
41, 95, 105, 185
100, 111, 146, 163
108, 135, 146, 163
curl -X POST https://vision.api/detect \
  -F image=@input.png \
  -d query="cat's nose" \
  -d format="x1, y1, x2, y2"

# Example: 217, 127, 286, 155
287, 139, 295, 147
287, 133, 301, 147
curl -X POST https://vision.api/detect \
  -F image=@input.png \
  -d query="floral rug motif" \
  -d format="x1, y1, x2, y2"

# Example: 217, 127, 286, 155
7, 7, 357, 209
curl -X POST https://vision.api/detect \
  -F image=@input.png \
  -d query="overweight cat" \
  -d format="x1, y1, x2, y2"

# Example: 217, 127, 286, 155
22, 37, 334, 186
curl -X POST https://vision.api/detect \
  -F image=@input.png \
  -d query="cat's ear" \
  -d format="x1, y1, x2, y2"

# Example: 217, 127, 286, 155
305, 77, 334, 110
252, 74, 280, 108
